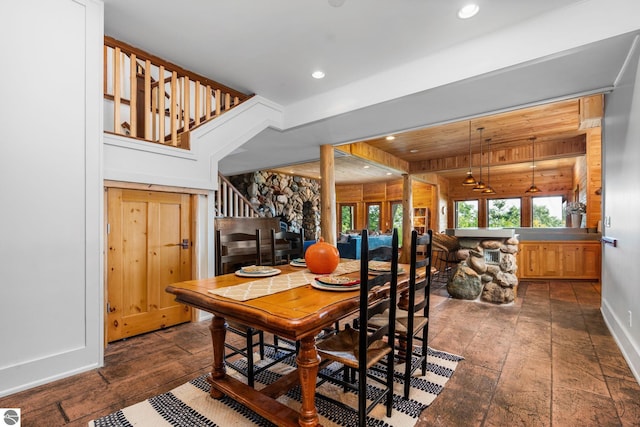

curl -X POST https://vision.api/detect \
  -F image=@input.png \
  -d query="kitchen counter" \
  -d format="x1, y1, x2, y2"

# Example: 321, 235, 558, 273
451, 228, 516, 238
514, 228, 601, 241
446, 227, 601, 241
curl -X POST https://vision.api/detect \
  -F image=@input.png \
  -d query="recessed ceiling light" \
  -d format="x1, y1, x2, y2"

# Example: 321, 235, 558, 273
363, 165, 370, 169
385, 135, 395, 141
311, 70, 325, 79
458, 4, 479, 19
410, 149, 418, 153
386, 172, 393, 176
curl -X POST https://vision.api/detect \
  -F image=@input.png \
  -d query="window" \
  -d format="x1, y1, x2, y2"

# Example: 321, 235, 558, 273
340, 204, 355, 233
488, 198, 521, 227
532, 196, 564, 227
391, 202, 403, 232
367, 203, 381, 232
391, 202, 403, 245
455, 200, 478, 228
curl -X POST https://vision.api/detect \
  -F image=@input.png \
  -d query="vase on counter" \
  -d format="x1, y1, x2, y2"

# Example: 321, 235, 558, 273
571, 213, 582, 228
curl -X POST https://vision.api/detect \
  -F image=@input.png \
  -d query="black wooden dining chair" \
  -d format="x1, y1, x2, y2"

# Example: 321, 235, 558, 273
368, 229, 433, 399
316, 228, 398, 427
270, 228, 304, 265
215, 228, 266, 387
368, 245, 394, 262
399, 229, 433, 398
215, 229, 263, 275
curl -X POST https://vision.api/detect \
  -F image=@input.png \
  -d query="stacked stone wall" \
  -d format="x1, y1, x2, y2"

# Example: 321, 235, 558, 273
447, 236, 519, 304
229, 171, 321, 241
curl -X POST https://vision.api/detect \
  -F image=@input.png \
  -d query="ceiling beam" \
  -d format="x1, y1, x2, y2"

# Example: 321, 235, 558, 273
409, 135, 586, 173
337, 142, 410, 173
579, 94, 604, 130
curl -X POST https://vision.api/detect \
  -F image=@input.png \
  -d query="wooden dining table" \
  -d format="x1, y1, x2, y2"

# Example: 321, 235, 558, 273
165, 261, 413, 427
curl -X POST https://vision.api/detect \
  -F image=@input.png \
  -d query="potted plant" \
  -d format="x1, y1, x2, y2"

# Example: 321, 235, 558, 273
566, 202, 586, 228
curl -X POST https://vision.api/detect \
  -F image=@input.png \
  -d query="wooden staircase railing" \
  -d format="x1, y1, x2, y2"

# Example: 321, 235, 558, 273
216, 173, 259, 218
104, 36, 253, 149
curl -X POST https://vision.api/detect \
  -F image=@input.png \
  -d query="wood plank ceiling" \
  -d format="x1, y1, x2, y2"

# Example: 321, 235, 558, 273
271, 95, 601, 184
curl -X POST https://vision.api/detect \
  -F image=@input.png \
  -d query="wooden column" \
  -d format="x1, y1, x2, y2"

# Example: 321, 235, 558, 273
586, 127, 602, 228
320, 145, 337, 245
400, 174, 412, 264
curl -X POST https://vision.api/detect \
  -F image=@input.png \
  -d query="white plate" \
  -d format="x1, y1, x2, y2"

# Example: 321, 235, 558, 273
290, 259, 307, 267
311, 280, 359, 292
235, 268, 281, 278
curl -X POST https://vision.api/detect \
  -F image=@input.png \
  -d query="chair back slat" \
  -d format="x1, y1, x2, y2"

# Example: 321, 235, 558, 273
407, 230, 432, 322
315, 228, 399, 425
359, 229, 398, 365
270, 229, 304, 265
215, 229, 261, 275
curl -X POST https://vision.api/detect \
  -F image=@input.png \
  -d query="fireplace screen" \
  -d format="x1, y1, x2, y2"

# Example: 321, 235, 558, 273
484, 249, 500, 265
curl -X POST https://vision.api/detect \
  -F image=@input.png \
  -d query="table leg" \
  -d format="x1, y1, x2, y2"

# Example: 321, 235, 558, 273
296, 335, 321, 427
207, 314, 227, 399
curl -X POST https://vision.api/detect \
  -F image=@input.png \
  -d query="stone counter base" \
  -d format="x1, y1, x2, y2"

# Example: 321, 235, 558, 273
446, 236, 519, 304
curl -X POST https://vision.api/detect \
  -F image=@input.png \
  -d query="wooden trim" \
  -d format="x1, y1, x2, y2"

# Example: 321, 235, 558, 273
342, 142, 409, 173
104, 180, 210, 196
410, 136, 586, 174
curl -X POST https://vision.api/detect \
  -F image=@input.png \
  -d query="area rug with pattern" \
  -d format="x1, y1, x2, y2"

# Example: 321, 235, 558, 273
89, 347, 463, 427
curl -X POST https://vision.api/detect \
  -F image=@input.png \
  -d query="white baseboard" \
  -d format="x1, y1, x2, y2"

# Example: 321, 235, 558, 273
601, 299, 640, 385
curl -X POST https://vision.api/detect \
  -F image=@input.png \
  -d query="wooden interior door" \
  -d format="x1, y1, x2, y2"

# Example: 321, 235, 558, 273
107, 188, 192, 342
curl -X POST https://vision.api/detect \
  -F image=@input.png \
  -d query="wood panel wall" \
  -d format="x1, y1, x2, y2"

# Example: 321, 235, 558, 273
336, 179, 436, 233
586, 128, 602, 228
446, 166, 575, 227
571, 127, 601, 228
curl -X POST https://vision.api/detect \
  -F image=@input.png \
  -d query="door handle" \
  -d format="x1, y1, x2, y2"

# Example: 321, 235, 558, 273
167, 239, 190, 249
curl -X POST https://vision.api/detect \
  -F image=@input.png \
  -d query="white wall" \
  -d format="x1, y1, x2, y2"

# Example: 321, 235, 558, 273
103, 96, 283, 190
601, 36, 640, 383
0, 0, 103, 396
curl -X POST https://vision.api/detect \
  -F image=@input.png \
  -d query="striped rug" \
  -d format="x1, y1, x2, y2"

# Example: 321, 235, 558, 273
89, 347, 462, 427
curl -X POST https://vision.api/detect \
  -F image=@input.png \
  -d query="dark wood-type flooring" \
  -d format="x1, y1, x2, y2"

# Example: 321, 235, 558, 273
2, 279, 640, 426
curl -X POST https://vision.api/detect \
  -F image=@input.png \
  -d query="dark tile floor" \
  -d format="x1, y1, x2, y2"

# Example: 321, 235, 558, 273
419, 279, 640, 427
2, 280, 639, 426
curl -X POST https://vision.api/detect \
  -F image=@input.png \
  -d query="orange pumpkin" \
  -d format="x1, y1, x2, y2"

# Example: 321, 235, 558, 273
304, 237, 340, 274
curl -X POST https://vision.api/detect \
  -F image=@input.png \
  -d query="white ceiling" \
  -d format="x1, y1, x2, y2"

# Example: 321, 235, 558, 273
103, 0, 640, 178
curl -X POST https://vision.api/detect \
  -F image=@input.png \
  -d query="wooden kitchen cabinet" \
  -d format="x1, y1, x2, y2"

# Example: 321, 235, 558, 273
517, 241, 601, 279
561, 244, 582, 278
580, 243, 601, 278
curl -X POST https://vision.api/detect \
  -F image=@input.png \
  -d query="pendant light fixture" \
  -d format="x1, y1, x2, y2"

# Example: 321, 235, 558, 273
462, 121, 477, 186
473, 127, 487, 191
481, 137, 496, 194
525, 136, 541, 193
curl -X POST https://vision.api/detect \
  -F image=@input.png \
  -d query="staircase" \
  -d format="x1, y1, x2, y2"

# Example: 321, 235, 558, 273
103, 36, 252, 149
216, 173, 259, 218
103, 37, 266, 220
